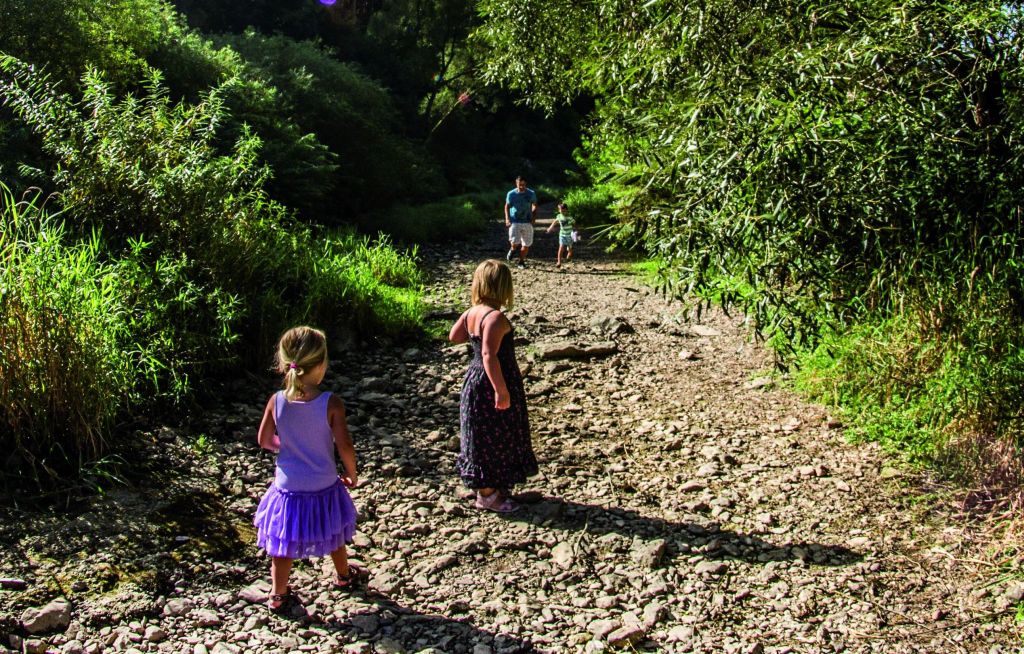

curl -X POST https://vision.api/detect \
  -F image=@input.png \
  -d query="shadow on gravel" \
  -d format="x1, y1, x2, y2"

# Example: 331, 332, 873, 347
508, 496, 862, 567
274, 587, 535, 653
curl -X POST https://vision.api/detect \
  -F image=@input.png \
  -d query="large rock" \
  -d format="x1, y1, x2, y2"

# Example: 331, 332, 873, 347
630, 538, 667, 569
695, 561, 728, 576
587, 619, 620, 639
536, 341, 618, 360
589, 315, 633, 337
686, 325, 721, 337
607, 624, 646, 647
551, 541, 575, 568
21, 598, 71, 634
237, 582, 270, 604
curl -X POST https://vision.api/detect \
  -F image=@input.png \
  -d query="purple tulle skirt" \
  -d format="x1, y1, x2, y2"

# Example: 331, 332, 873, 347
254, 479, 357, 559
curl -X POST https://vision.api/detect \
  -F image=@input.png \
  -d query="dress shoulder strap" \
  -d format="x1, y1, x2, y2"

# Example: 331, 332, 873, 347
474, 308, 500, 338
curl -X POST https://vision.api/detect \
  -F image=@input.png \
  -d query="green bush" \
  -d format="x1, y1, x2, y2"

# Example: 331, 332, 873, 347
259, 229, 424, 348
560, 186, 615, 229
213, 32, 445, 222
0, 0, 183, 91
368, 195, 490, 243
0, 55, 424, 374
794, 280, 1024, 471
0, 187, 146, 478
0, 1, 446, 226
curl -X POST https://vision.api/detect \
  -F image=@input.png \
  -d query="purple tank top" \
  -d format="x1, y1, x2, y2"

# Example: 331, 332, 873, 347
273, 391, 338, 492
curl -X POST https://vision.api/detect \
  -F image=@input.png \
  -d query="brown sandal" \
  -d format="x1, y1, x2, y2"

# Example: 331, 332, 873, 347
268, 588, 293, 614
333, 565, 367, 589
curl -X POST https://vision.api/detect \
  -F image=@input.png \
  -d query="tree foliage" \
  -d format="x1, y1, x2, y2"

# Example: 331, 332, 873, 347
215, 32, 443, 219
477, 1, 1024, 348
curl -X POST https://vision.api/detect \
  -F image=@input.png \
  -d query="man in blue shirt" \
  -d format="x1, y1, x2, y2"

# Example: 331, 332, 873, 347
504, 175, 538, 268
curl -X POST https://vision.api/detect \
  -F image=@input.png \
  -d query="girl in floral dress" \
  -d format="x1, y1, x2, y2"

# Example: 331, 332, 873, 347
448, 260, 538, 512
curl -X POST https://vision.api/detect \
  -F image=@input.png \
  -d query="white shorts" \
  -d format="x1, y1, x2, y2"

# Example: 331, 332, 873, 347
508, 222, 534, 247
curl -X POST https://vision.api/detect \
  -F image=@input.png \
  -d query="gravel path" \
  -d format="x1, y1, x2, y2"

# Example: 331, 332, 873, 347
1, 216, 1018, 653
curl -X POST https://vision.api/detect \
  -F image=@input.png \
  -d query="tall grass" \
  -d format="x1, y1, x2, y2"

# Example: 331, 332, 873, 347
553, 187, 612, 226
0, 188, 141, 478
367, 193, 492, 243
793, 279, 1024, 504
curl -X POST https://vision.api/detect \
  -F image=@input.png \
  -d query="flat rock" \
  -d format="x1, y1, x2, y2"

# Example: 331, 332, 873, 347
695, 561, 728, 576
589, 315, 633, 336
631, 538, 667, 568
536, 341, 618, 359
1004, 582, 1024, 602
21, 598, 71, 634
687, 325, 721, 337
551, 541, 575, 568
237, 582, 269, 604
607, 624, 646, 647
588, 619, 620, 639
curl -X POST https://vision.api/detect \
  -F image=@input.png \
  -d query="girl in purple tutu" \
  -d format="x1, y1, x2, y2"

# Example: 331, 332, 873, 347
253, 326, 359, 612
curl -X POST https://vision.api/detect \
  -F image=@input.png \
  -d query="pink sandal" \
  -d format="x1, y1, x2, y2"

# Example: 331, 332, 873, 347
474, 491, 520, 514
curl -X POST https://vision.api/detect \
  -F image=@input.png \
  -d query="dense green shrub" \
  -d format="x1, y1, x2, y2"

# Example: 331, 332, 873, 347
0, 0, 182, 91
794, 280, 1024, 469
368, 194, 491, 243
0, 55, 423, 361
0, 187, 146, 478
560, 186, 615, 230
0, 0, 448, 226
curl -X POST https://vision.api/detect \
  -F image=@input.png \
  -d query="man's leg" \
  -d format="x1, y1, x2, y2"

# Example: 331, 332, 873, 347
519, 224, 534, 266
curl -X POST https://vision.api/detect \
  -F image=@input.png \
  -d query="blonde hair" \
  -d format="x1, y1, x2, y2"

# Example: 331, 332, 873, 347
274, 326, 328, 401
471, 259, 514, 309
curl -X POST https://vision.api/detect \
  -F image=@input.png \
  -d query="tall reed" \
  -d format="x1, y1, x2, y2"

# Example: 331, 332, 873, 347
0, 186, 135, 479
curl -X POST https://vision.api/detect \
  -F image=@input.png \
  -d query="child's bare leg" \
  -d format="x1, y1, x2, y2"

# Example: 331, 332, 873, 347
557, 245, 564, 265
270, 557, 292, 596
567, 245, 573, 260
329, 545, 349, 578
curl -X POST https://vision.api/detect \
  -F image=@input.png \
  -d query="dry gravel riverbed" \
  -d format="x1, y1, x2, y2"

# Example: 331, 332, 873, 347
1, 216, 1019, 653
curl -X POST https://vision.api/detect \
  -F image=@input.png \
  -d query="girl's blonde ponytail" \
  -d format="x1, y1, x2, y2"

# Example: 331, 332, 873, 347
274, 326, 328, 401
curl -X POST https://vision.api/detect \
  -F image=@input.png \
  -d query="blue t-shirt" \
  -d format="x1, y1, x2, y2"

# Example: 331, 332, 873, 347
506, 188, 537, 223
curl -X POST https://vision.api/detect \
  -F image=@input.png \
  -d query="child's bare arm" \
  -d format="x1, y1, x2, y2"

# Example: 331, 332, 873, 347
256, 395, 280, 452
328, 395, 358, 487
448, 309, 470, 344
480, 313, 511, 410
546, 220, 557, 234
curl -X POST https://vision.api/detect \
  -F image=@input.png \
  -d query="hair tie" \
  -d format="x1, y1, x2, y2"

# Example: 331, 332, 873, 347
288, 362, 297, 370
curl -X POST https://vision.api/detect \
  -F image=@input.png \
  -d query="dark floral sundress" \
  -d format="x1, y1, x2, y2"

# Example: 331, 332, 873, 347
457, 309, 537, 489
